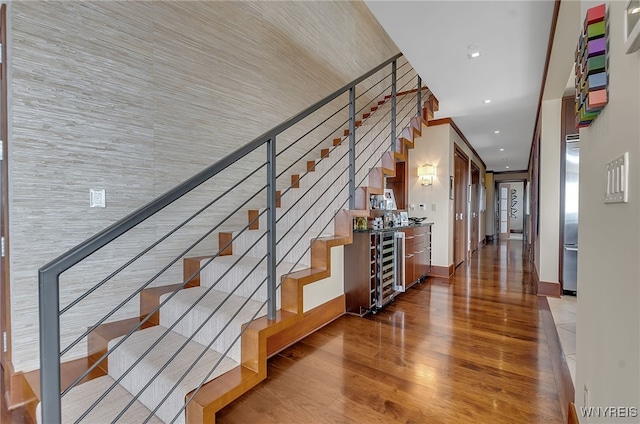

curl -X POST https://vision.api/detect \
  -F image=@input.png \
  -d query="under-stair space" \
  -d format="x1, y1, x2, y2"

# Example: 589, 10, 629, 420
35, 54, 437, 424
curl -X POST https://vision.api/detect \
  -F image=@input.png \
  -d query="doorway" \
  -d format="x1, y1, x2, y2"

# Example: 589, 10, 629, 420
498, 183, 511, 239
453, 149, 468, 267
470, 164, 480, 254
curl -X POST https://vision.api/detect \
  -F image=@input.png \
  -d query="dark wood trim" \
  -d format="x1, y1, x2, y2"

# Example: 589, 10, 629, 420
428, 117, 487, 170
266, 295, 345, 356
0, 4, 12, 395
568, 402, 580, 424
528, 0, 562, 169
539, 296, 575, 424
538, 281, 562, 297
429, 264, 454, 279
493, 170, 529, 176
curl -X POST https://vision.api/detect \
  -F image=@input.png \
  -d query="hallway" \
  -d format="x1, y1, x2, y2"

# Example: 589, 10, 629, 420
218, 239, 567, 423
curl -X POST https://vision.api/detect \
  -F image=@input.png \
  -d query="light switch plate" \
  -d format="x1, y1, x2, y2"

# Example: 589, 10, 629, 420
90, 189, 106, 208
604, 152, 629, 204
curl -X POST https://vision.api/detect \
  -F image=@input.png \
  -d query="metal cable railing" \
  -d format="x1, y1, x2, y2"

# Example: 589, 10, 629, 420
38, 52, 430, 423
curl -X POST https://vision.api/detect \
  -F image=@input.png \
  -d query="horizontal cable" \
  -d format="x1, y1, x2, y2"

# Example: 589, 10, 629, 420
60, 162, 267, 316
277, 74, 418, 200
275, 102, 348, 159
73, 224, 270, 418
145, 274, 269, 424
279, 193, 350, 284
276, 146, 350, 225
354, 70, 392, 101
106, 250, 269, 424
39, 54, 402, 278
62, 202, 268, 395
169, 290, 269, 424
276, 114, 349, 179
277, 78, 393, 181
275, 167, 350, 264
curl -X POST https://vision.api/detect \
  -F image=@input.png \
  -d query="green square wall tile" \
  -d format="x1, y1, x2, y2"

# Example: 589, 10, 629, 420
587, 21, 605, 39
587, 54, 606, 75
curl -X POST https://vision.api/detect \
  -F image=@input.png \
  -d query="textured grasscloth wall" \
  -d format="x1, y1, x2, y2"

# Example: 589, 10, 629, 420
8, 1, 399, 372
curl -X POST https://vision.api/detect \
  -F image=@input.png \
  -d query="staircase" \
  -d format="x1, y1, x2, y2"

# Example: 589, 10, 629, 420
36, 54, 437, 424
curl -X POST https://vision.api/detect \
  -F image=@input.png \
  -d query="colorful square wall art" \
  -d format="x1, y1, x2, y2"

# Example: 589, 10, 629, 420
575, 3, 608, 128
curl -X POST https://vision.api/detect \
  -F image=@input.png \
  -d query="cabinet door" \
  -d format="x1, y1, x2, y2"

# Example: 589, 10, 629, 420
405, 240, 415, 287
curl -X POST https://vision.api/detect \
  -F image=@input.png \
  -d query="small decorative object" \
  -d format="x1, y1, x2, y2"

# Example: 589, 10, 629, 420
575, 3, 608, 127
400, 211, 409, 226
449, 176, 454, 200
383, 189, 397, 210
417, 164, 436, 186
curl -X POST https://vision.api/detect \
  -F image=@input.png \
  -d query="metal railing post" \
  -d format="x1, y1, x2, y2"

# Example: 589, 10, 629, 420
348, 86, 356, 210
417, 75, 422, 118
266, 136, 277, 320
391, 60, 397, 150
39, 270, 62, 424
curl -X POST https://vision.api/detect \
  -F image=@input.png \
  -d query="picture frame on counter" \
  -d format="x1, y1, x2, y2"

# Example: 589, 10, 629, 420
383, 188, 397, 210
400, 211, 409, 226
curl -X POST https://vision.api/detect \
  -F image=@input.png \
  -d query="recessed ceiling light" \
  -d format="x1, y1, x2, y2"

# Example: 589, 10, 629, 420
505, 166, 510, 169
468, 51, 481, 59
483, 99, 492, 104
494, 130, 500, 134
631, 7, 640, 14
499, 148, 505, 151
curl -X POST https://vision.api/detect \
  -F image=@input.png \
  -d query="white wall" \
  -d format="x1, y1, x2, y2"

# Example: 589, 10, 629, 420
303, 246, 344, 312
408, 124, 452, 268
7, 1, 400, 372
408, 122, 485, 270
575, 1, 640, 420
535, 99, 561, 283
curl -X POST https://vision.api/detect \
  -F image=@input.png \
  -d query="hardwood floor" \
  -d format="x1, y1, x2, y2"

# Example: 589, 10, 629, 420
1, 239, 567, 423
218, 239, 565, 424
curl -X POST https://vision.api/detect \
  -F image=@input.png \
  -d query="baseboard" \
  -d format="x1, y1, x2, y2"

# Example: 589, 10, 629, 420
480, 238, 486, 247
3, 362, 37, 423
568, 402, 580, 424
539, 296, 575, 424
429, 264, 454, 279
538, 280, 561, 297
266, 294, 345, 356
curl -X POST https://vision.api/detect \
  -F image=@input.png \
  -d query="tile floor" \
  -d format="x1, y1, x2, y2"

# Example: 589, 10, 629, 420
547, 295, 577, 385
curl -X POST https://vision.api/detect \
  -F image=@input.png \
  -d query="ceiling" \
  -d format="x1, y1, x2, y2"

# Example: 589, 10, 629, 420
365, 0, 556, 172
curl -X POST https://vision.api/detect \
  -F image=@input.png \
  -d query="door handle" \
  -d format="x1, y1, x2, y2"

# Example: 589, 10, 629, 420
565, 246, 578, 252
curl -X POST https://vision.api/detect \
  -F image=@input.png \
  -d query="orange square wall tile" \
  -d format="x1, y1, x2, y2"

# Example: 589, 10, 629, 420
588, 88, 607, 109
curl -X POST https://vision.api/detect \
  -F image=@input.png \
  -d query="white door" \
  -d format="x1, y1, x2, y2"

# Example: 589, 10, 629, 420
499, 184, 511, 239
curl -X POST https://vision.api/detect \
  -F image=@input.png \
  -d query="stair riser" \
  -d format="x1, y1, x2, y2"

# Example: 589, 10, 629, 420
108, 327, 237, 424
159, 291, 266, 364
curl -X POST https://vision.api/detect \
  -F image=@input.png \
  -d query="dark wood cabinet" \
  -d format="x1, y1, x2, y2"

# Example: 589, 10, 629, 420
404, 227, 416, 286
404, 224, 432, 287
344, 232, 377, 316
344, 224, 432, 316
414, 225, 432, 279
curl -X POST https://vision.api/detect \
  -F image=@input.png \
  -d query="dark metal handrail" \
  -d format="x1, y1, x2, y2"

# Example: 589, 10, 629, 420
38, 51, 428, 423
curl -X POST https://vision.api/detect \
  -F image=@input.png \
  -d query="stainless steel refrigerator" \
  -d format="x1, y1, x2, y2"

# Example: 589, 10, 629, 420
563, 137, 580, 293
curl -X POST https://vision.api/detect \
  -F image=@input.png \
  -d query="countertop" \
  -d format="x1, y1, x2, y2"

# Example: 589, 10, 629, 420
354, 221, 433, 234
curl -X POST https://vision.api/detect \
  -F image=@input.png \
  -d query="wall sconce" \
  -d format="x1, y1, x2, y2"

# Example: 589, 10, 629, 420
417, 164, 436, 186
